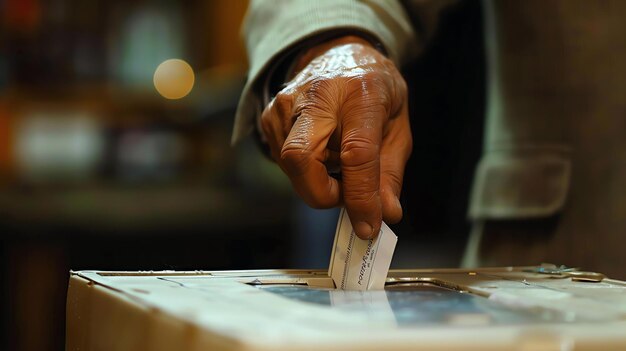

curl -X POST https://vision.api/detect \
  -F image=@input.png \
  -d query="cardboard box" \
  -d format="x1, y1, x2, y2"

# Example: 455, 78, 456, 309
67, 266, 626, 350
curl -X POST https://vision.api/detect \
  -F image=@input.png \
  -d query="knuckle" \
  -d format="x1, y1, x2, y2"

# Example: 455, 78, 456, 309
274, 91, 292, 106
260, 110, 273, 131
357, 69, 378, 81
345, 76, 390, 110
394, 79, 408, 110
261, 98, 274, 119
341, 139, 379, 169
305, 78, 337, 102
396, 77, 408, 97
349, 71, 382, 90
274, 91, 295, 119
341, 139, 381, 203
295, 83, 340, 119
280, 144, 313, 175
261, 97, 282, 124
309, 75, 335, 88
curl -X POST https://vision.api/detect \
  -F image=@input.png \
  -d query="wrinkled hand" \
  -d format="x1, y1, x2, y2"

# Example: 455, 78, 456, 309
261, 36, 412, 239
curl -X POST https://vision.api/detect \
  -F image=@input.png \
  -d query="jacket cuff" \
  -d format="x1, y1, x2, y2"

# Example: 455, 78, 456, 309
233, 0, 417, 144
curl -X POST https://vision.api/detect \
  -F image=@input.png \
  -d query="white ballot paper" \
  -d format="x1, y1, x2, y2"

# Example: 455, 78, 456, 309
329, 208, 398, 290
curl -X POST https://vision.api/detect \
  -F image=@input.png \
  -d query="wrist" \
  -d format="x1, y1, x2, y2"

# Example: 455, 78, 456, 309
289, 35, 377, 79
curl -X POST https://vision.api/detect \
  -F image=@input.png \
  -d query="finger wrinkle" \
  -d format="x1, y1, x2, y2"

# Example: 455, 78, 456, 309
341, 140, 380, 167
344, 185, 380, 201
280, 146, 314, 175
304, 79, 343, 113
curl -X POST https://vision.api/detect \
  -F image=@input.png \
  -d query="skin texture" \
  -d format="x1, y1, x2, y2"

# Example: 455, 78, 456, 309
261, 35, 412, 239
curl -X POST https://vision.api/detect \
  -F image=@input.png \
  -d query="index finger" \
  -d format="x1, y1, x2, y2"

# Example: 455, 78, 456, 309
280, 112, 341, 209
340, 97, 386, 239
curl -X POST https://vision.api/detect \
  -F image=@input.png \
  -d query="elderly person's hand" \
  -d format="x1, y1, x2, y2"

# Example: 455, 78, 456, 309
260, 35, 412, 239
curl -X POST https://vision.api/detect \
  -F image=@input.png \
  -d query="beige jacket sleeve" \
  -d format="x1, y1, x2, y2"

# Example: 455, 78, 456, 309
232, 0, 419, 144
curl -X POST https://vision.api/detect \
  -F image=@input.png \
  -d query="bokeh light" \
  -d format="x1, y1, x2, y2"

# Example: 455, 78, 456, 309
153, 59, 195, 99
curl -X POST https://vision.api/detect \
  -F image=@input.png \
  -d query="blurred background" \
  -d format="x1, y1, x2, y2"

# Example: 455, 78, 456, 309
0, 0, 485, 350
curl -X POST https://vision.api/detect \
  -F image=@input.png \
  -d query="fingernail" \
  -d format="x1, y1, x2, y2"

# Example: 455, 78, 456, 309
355, 221, 373, 239
394, 196, 402, 210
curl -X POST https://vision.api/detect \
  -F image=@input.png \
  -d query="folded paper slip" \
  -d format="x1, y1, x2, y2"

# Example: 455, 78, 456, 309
329, 208, 398, 290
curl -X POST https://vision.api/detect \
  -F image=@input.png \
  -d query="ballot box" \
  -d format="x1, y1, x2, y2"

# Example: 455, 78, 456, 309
66, 265, 626, 350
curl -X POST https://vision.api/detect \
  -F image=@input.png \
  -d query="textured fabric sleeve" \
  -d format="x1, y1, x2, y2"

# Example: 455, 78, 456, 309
232, 0, 419, 144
